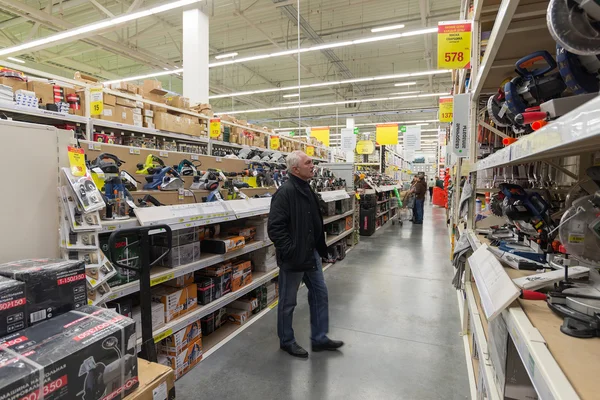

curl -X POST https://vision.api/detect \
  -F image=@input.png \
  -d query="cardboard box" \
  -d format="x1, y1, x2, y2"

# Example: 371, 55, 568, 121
201, 236, 245, 254
96, 104, 116, 120
154, 242, 200, 267
158, 336, 202, 379
103, 93, 117, 106
158, 318, 202, 356
228, 298, 258, 313
163, 272, 194, 288
231, 261, 252, 292
143, 80, 167, 95
226, 308, 249, 325
248, 245, 277, 272
125, 359, 175, 400
227, 226, 256, 241
0, 259, 87, 326
167, 96, 189, 110
153, 226, 204, 247
107, 297, 133, 318
116, 97, 137, 108
152, 284, 197, 322
0, 77, 27, 92
195, 263, 232, 300
0, 276, 26, 337
0, 306, 138, 400
115, 105, 135, 125
27, 81, 55, 104
143, 109, 154, 117
132, 302, 165, 334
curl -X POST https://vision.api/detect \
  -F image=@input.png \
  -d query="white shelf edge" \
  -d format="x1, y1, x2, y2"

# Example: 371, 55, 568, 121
323, 209, 354, 225
0, 102, 89, 123
90, 119, 210, 144
325, 228, 354, 247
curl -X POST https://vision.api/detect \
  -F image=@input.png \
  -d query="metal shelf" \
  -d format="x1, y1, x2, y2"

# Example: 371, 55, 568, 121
0, 102, 89, 124
144, 267, 279, 349
100, 218, 140, 233
323, 209, 354, 225
91, 119, 209, 144
106, 240, 273, 302
325, 228, 354, 247
376, 210, 389, 218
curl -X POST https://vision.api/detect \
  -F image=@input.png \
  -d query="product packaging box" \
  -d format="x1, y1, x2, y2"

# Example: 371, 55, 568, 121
227, 226, 257, 241
345, 215, 353, 231
158, 318, 202, 356
0, 77, 28, 92
195, 263, 232, 300
116, 97, 137, 108
163, 272, 194, 288
154, 242, 201, 267
226, 308, 249, 325
167, 96, 190, 109
103, 93, 117, 106
158, 336, 202, 379
201, 236, 245, 254
152, 284, 197, 322
231, 261, 253, 292
132, 302, 165, 334
0, 276, 27, 337
98, 104, 116, 120
125, 359, 175, 400
106, 297, 133, 318
0, 306, 138, 400
248, 245, 277, 272
115, 105, 135, 125
228, 298, 259, 313
27, 81, 55, 105
152, 226, 203, 247
197, 277, 215, 305
214, 308, 227, 330
200, 314, 215, 336
0, 259, 87, 326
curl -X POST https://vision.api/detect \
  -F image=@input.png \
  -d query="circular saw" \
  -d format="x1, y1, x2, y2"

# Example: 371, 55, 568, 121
556, 44, 600, 94
548, 0, 600, 56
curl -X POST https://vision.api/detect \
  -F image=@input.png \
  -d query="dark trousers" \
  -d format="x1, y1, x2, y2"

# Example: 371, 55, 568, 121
428, 187, 433, 197
277, 250, 329, 346
415, 198, 425, 223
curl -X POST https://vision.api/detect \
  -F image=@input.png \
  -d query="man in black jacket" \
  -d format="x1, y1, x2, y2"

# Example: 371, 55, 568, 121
268, 150, 344, 358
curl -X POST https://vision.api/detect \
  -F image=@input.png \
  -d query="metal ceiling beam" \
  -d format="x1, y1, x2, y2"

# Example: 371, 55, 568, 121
419, 0, 434, 90
0, 0, 92, 30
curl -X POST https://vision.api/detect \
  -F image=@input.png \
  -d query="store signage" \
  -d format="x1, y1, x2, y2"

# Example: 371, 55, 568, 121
310, 127, 330, 147
306, 146, 315, 156
375, 123, 398, 145
439, 97, 453, 122
404, 149, 415, 162
437, 21, 472, 69
452, 93, 470, 158
270, 136, 280, 150
356, 140, 375, 154
341, 128, 356, 152
403, 125, 421, 151
90, 87, 103, 116
210, 119, 221, 138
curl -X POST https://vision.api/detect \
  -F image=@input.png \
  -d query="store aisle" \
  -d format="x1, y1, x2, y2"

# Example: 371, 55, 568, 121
177, 205, 469, 399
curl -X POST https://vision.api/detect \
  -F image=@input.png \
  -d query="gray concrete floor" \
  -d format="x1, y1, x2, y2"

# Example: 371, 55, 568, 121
176, 203, 470, 399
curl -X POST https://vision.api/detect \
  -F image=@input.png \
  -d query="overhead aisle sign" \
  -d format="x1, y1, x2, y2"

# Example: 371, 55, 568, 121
375, 124, 398, 145
340, 128, 356, 152
437, 21, 472, 70
310, 127, 330, 147
402, 125, 421, 151
451, 93, 470, 158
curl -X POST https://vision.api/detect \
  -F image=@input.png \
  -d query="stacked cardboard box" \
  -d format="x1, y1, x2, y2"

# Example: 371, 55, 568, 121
151, 284, 197, 323
157, 319, 203, 379
126, 360, 175, 400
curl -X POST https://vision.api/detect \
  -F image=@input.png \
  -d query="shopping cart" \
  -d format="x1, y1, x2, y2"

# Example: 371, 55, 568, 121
397, 192, 415, 224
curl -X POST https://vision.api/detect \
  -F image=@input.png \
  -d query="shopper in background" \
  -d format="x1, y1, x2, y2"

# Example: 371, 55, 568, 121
413, 176, 427, 224
268, 150, 344, 358
428, 176, 435, 200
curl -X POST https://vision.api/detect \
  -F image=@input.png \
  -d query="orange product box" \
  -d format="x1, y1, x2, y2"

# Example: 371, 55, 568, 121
159, 318, 202, 356
225, 308, 249, 325
345, 216, 353, 231
163, 272, 194, 288
158, 336, 203, 379
151, 283, 197, 322
200, 236, 245, 254
231, 261, 253, 292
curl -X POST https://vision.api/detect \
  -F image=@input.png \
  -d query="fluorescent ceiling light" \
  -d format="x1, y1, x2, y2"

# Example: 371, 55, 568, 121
209, 26, 439, 68
371, 24, 406, 33
209, 69, 451, 99
7, 57, 25, 63
272, 119, 440, 131
215, 52, 238, 59
0, 0, 201, 57
282, 101, 308, 105
388, 91, 421, 96
394, 81, 416, 87
104, 68, 183, 85
282, 93, 300, 98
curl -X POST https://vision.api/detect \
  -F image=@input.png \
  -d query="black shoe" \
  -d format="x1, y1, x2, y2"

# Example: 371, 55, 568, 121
312, 339, 344, 352
280, 342, 309, 358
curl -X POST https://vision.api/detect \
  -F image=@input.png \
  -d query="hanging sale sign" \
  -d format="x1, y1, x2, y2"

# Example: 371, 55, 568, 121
306, 146, 315, 156
210, 119, 221, 138
340, 128, 356, 152
439, 97, 453, 122
437, 21, 472, 69
451, 93, 470, 158
375, 124, 398, 145
90, 87, 103, 116
310, 127, 330, 147
402, 125, 421, 151
270, 136, 280, 150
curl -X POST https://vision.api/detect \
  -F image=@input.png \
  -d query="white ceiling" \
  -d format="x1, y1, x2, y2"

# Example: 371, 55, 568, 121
0, 0, 462, 150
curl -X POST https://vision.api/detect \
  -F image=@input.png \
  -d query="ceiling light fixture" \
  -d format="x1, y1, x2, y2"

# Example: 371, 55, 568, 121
215, 92, 450, 116
281, 101, 309, 105
272, 119, 440, 131
7, 57, 25, 63
209, 69, 451, 99
0, 0, 201, 57
371, 24, 406, 33
104, 68, 183, 85
215, 52, 238, 59
282, 93, 300, 98
394, 81, 416, 87
388, 91, 421, 96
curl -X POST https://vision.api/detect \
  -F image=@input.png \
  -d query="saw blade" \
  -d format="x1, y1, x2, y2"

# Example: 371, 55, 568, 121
487, 95, 510, 127
547, 0, 600, 56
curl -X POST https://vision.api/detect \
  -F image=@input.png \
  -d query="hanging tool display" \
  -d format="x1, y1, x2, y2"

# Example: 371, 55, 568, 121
547, 0, 600, 56
135, 154, 165, 175
89, 153, 134, 219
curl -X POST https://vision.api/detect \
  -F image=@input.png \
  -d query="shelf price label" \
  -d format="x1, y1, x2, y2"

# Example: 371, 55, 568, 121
306, 146, 315, 156
90, 86, 104, 116
150, 272, 174, 287
153, 329, 173, 343
439, 97, 453, 122
437, 21, 472, 69
210, 119, 221, 138
270, 136, 280, 150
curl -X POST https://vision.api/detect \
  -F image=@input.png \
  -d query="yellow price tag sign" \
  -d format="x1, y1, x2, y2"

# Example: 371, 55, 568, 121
153, 329, 173, 343
210, 118, 221, 138
90, 86, 103, 116
437, 21, 472, 69
67, 146, 86, 177
355, 140, 375, 154
150, 272, 174, 287
439, 97, 453, 122
270, 136, 280, 150
306, 146, 315, 156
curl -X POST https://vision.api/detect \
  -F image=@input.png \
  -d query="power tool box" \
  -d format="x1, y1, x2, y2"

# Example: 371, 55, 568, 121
0, 306, 139, 400
0, 276, 27, 337
0, 258, 87, 326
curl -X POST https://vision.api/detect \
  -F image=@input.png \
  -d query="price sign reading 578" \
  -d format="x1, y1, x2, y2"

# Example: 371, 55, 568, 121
437, 21, 472, 69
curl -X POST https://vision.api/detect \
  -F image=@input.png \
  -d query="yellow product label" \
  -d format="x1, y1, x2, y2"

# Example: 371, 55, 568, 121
269, 300, 279, 309
306, 146, 315, 156
270, 136, 280, 150
151, 272, 175, 287
568, 235, 585, 244
154, 329, 173, 343
439, 97, 453, 122
437, 21, 472, 69
68, 146, 86, 177
90, 86, 103, 116
210, 119, 221, 138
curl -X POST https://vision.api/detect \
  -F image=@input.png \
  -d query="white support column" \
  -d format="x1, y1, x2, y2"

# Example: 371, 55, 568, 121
345, 118, 355, 163
183, 7, 209, 106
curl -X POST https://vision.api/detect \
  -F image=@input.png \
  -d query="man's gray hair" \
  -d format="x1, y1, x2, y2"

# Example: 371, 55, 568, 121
286, 150, 305, 170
